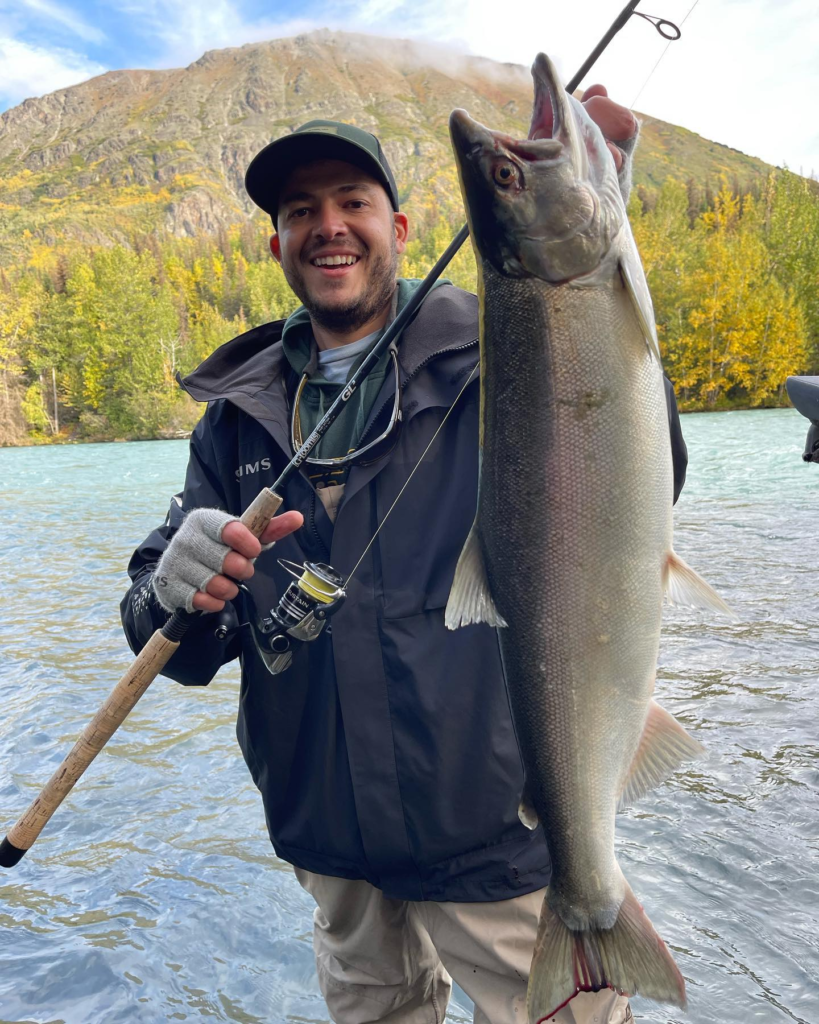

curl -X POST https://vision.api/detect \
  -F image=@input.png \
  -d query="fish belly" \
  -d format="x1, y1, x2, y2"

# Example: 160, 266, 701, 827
477, 262, 672, 924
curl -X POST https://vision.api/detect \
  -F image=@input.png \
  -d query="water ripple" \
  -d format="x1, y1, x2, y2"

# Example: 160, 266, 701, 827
1, 413, 818, 1023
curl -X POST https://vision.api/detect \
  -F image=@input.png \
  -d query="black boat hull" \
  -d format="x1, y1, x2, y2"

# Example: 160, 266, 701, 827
786, 376, 819, 462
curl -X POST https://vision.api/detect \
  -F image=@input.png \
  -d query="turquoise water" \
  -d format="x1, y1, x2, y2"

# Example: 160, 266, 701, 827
0, 408, 817, 1023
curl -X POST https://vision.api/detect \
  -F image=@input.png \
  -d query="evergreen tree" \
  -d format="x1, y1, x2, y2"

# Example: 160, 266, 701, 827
1, 175, 817, 443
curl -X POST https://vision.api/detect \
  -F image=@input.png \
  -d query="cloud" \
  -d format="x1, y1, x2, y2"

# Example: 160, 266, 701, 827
304, 0, 816, 176
0, 0, 811, 172
18, 0, 107, 44
0, 36, 106, 105
111, 0, 319, 67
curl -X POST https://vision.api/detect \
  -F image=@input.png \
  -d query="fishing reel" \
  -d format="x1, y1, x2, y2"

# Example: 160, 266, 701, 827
240, 560, 346, 675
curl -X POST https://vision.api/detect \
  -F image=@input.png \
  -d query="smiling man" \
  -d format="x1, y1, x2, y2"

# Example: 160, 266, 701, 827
272, 160, 407, 341
122, 106, 688, 1024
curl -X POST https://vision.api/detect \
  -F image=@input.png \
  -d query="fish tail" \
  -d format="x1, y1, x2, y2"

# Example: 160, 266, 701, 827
527, 878, 686, 1024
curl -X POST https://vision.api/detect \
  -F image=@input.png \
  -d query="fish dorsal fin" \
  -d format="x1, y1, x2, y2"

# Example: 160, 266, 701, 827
618, 700, 705, 811
664, 550, 736, 617
618, 232, 662, 364
445, 521, 507, 629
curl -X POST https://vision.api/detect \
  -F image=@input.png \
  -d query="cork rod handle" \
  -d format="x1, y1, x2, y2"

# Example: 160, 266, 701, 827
0, 630, 180, 866
0, 487, 284, 868
239, 487, 283, 536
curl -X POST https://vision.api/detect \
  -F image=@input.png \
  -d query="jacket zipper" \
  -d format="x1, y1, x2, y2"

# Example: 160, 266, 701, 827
356, 338, 479, 449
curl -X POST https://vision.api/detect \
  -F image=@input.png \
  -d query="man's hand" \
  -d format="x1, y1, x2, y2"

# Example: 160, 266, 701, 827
195, 512, 304, 612
152, 507, 304, 614
581, 84, 638, 171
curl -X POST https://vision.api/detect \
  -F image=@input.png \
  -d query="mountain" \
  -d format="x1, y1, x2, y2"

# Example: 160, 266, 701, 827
0, 29, 779, 268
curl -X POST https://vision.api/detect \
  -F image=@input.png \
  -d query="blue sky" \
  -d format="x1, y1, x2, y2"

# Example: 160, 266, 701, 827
0, 0, 322, 96
0, 0, 816, 176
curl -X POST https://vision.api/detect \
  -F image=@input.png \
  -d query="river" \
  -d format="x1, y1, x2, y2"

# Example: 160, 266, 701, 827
0, 408, 817, 1023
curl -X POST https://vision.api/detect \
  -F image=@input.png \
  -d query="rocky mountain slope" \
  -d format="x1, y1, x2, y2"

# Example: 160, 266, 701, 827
0, 29, 777, 268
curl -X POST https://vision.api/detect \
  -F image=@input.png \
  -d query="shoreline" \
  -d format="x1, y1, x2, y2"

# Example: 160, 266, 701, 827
0, 404, 802, 451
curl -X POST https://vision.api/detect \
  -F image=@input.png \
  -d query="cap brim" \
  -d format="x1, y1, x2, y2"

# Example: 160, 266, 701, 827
245, 132, 397, 222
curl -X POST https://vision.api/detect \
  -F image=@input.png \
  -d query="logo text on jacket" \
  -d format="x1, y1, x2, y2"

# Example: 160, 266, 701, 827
235, 457, 271, 479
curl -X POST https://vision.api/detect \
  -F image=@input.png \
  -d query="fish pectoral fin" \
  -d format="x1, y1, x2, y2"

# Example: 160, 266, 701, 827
527, 876, 686, 1024
445, 521, 507, 629
618, 700, 705, 811
664, 550, 736, 618
518, 782, 539, 830
618, 251, 662, 364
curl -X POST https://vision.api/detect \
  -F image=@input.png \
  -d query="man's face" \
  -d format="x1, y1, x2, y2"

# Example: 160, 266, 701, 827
271, 159, 409, 334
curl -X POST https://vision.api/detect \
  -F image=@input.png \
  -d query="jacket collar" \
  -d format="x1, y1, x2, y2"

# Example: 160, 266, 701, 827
178, 283, 479, 456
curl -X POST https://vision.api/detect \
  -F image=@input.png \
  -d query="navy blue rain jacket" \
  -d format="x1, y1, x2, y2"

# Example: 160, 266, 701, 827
121, 283, 688, 902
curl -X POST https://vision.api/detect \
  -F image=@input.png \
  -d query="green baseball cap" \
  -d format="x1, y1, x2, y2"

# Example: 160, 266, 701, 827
245, 119, 400, 224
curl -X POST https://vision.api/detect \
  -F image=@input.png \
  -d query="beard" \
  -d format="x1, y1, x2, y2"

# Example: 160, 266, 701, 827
284, 240, 398, 334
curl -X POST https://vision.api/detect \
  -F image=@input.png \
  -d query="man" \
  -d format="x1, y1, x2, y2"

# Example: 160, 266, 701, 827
122, 91, 687, 1024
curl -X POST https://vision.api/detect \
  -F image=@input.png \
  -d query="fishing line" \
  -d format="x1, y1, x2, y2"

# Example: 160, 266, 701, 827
630, 0, 700, 108
345, 361, 480, 586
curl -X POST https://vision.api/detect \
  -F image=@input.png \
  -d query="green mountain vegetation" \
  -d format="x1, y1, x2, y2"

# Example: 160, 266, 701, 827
0, 30, 816, 445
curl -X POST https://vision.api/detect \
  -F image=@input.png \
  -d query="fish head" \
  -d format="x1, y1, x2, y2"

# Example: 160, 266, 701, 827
449, 52, 624, 283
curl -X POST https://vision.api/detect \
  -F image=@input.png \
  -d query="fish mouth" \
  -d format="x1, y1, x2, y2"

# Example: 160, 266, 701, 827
450, 53, 586, 172
529, 52, 588, 179
449, 108, 563, 165
449, 55, 606, 282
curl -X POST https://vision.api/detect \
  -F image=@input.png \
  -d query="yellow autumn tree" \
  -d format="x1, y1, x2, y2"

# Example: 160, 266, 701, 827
761, 169, 819, 369
675, 184, 808, 407
401, 214, 477, 293
244, 257, 300, 326
0, 274, 47, 442
630, 178, 705, 387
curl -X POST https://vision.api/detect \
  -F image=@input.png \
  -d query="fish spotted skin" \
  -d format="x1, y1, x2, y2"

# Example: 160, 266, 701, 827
445, 52, 724, 1022
481, 262, 669, 924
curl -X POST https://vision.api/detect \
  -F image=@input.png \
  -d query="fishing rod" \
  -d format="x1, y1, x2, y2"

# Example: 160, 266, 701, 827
0, 0, 681, 869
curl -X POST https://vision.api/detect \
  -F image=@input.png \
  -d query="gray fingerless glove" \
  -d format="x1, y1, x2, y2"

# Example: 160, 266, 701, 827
152, 508, 239, 613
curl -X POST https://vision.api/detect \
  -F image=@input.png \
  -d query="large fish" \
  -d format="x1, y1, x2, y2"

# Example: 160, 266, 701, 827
445, 53, 731, 1022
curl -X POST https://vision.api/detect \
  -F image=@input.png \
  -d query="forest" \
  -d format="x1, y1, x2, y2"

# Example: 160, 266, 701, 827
0, 170, 816, 445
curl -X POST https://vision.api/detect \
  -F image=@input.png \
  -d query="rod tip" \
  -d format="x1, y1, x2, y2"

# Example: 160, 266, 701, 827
0, 837, 27, 867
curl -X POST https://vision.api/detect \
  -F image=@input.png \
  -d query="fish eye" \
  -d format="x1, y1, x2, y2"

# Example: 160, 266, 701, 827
493, 162, 519, 188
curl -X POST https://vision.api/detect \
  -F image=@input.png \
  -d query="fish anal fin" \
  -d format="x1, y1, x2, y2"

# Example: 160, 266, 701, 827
619, 700, 705, 811
445, 521, 507, 629
665, 550, 736, 618
527, 878, 686, 1024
